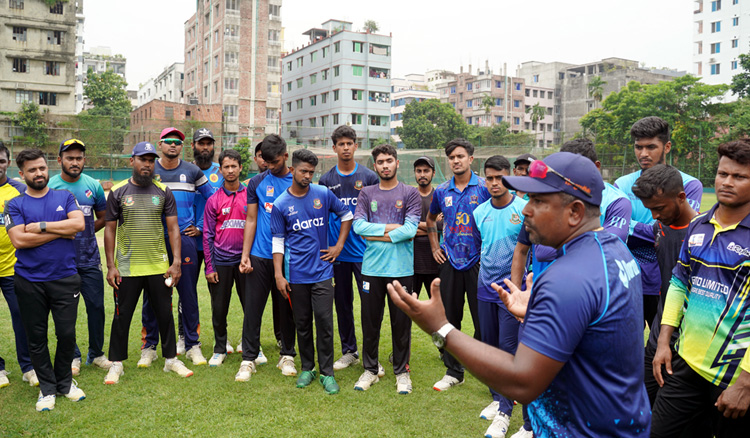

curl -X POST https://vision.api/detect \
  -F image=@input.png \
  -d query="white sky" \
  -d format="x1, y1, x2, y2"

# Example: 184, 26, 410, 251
84, 0, 694, 90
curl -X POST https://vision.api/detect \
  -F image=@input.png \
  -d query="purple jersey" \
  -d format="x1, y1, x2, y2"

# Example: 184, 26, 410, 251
203, 185, 248, 274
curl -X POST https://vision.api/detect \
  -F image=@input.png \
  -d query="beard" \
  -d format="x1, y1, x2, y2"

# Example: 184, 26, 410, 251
194, 148, 215, 168
62, 165, 82, 179
132, 169, 154, 187
26, 175, 48, 191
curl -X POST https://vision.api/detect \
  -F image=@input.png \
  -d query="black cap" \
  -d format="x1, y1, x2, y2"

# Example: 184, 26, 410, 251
514, 153, 536, 166
193, 128, 215, 142
59, 138, 86, 155
413, 156, 435, 169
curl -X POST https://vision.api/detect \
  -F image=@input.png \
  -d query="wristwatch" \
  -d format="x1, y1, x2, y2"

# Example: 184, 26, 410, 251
432, 323, 455, 349
40, 221, 47, 233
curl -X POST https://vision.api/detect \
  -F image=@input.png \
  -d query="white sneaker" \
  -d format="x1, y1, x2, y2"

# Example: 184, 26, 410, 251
137, 347, 157, 368
209, 353, 226, 367
485, 412, 511, 438
396, 372, 412, 394
91, 355, 113, 370
61, 380, 86, 401
104, 362, 124, 384
225, 342, 235, 354
509, 426, 534, 438
186, 345, 207, 365
433, 374, 464, 391
378, 362, 385, 378
176, 336, 186, 356
277, 355, 297, 376
23, 369, 39, 387
36, 392, 56, 412
71, 357, 81, 376
235, 360, 256, 382
480, 401, 501, 420
354, 370, 379, 391
236, 342, 243, 354
333, 352, 360, 371
255, 347, 268, 365
0, 370, 9, 388
163, 358, 193, 377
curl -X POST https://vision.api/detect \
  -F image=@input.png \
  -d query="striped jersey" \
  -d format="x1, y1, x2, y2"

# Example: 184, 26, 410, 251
202, 185, 247, 274
0, 178, 25, 277
154, 159, 211, 233
106, 180, 177, 277
194, 161, 222, 233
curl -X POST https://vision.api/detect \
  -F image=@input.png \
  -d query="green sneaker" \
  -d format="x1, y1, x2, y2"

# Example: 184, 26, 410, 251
320, 375, 340, 395
296, 370, 317, 388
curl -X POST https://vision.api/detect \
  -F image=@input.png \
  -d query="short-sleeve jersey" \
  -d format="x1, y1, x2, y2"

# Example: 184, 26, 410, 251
668, 204, 750, 388
429, 172, 490, 271
519, 231, 650, 437
473, 196, 526, 303
106, 180, 177, 277
48, 173, 106, 268
5, 189, 80, 282
247, 170, 293, 260
203, 186, 247, 274
353, 182, 421, 278
318, 163, 379, 263
414, 188, 440, 275
194, 161, 223, 235
154, 159, 211, 233
0, 178, 26, 277
271, 184, 350, 284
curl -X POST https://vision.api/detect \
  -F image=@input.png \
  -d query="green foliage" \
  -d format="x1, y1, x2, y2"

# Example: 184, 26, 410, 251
469, 123, 533, 147
730, 53, 750, 98
42, 0, 69, 6
74, 113, 130, 167
397, 99, 471, 149
233, 137, 253, 179
84, 69, 132, 120
363, 20, 379, 32
13, 102, 48, 148
480, 94, 495, 117
587, 76, 607, 103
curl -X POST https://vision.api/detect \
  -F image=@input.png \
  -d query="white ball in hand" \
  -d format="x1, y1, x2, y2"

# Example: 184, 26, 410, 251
164, 276, 173, 287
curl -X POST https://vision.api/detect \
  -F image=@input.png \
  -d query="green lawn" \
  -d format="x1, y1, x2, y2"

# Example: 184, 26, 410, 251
700, 192, 717, 213
0, 262, 526, 437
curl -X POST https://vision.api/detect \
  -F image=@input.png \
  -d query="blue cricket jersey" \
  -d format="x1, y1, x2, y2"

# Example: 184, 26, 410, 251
247, 170, 293, 260
48, 173, 106, 268
319, 163, 379, 263
429, 172, 490, 271
194, 161, 223, 235
473, 196, 526, 303
520, 230, 650, 437
270, 184, 352, 284
154, 159, 212, 233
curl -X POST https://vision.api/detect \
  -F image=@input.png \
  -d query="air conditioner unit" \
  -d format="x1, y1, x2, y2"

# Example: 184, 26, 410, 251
189, 98, 199, 105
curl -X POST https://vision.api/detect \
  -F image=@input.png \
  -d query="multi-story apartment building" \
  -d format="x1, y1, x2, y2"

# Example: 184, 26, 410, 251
74, 0, 85, 113
517, 61, 574, 145
390, 74, 437, 147
183, 0, 281, 145
1, 0, 77, 114
280, 19, 392, 148
522, 85, 555, 148
693, 0, 747, 92
79, 46, 127, 111
137, 62, 184, 107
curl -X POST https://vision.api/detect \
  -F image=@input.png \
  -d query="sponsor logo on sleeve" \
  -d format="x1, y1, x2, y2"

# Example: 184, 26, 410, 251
209, 173, 220, 183
688, 233, 705, 248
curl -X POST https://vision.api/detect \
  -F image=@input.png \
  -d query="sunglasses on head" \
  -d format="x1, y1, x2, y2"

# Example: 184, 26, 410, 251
528, 159, 592, 198
161, 138, 183, 146
63, 138, 85, 147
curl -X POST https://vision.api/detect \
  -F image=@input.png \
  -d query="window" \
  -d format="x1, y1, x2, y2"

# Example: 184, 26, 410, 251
333, 66, 340, 77
321, 92, 328, 103
353, 42, 363, 53
9, 0, 23, 9
533, 89, 539, 97
322, 46, 329, 58
296, 99, 303, 109
39, 92, 57, 106
286, 102, 292, 111
369, 44, 390, 56
309, 96, 316, 106
351, 114, 363, 125
495, 98, 503, 106
50, 1, 63, 13
45, 61, 60, 76
225, 104, 238, 121
226, 0, 239, 10
12, 27, 27, 42
514, 82, 522, 91
204, 37, 209, 49
47, 31, 63, 45
369, 115, 387, 126
733, 17, 740, 26
321, 115, 328, 127
267, 109, 278, 120
287, 82, 292, 91
548, 91, 553, 99
734, 0, 738, 4
12, 58, 28, 73
733, 60, 739, 69
467, 83, 473, 91
225, 52, 238, 65
204, 85, 208, 98
309, 118, 317, 127
353, 65, 363, 76
333, 114, 339, 125
466, 100, 473, 108
214, 55, 219, 69
334, 42, 341, 53
712, 0, 721, 11
310, 51, 317, 62
310, 73, 317, 84
711, 63, 721, 74
214, 81, 218, 93
711, 42, 721, 53
450, 86, 456, 94
495, 80, 504, 88
322, 69, 329, 80
214, 30, 219, 43
296, 57, 303, 68
286, 61, 292, 71
204, 62, 209, 75
513, 117, 520, 125
15, 90, 32, 103
369, 91, 389, 103
525, 89, 530, 97
733, 38, 739, 48
224, 78, 239, 93
225, 25, 239, 37
334, 89, 340, 101
269, 29, 280, 41
269, 4, 280, 17
165, 106, 174, 119
712, 21, 722, 32
205, 13, 210, 26
352, 89, 364, 101
495, 116, 503, 123
513, 100, 521, 108
533, 74, 539, 83
268, 82, 278, 93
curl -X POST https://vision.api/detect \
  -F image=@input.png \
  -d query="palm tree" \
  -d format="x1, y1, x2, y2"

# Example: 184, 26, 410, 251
481, 94, 495, 127
587, 76, 607, 108
526, 103, 547, 147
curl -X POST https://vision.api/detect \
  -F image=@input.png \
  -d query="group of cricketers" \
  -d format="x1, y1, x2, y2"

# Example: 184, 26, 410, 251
1, 115, 749, 438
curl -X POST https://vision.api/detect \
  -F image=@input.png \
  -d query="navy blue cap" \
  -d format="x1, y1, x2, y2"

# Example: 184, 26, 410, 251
132, 142, 159, 157
502, 152, 604, 205
59, 138, 85, 155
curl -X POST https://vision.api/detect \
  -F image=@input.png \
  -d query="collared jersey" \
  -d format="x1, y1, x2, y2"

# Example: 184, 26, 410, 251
353, 182, 421, 278
271, 184, 351, 284
203, 185, 247, 274
48, 173, 106, 268
520, 231, 650, 437
5, 189, 80, 282
247, 170, 293, 260
194, 161, 223, 235
106, 180, 177, 277
429, 172, 490, 271
154, 159, 211, 233
319, 163, 379, 263
615, 169, 702, 295
474, 196, 526, 303
662, 204, 750, 388
0, 178, 26, 277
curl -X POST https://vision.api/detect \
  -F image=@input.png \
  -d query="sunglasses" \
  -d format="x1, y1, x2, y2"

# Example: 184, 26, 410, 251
63, 138, 85, 147
161, 138, 183, 146
528, 159, 592, 198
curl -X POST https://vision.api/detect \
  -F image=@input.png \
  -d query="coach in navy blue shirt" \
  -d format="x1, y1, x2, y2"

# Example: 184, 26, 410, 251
388, 152, 650, 437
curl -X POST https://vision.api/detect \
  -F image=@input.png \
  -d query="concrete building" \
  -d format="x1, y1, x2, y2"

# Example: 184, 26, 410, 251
693, 0, 747, 92
1, 0, 78, 114
137, 78, 155, 107
137, 62, 184, 107
390, 74, 438, 147
280, 19, 392, 148
80, 46, 127, 111
183, 0, 281, 146
523, 84, 555, 148
74, 0, 85, 113
517, 61, 574, 145
129, 99, 224, 147
424, 69, 455, 92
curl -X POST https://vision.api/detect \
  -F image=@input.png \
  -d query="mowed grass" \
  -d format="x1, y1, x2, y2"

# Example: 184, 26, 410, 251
0, 254, 526, 437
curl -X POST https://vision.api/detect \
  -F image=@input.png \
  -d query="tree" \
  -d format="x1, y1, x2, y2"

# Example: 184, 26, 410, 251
232, 138, 254, 180
397, 99, 471, 149
13, 102, 49, 148
480, 94, 495, 127
84, 68, 131, 119
587, 76, 607, 107
363, 20, 379, 33
730, 53, 750, 98
526, 103, 547, 147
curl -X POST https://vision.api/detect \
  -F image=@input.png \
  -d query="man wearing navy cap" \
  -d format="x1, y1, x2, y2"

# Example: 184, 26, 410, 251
388, 152, 651, 437
511, 154, 536, 200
